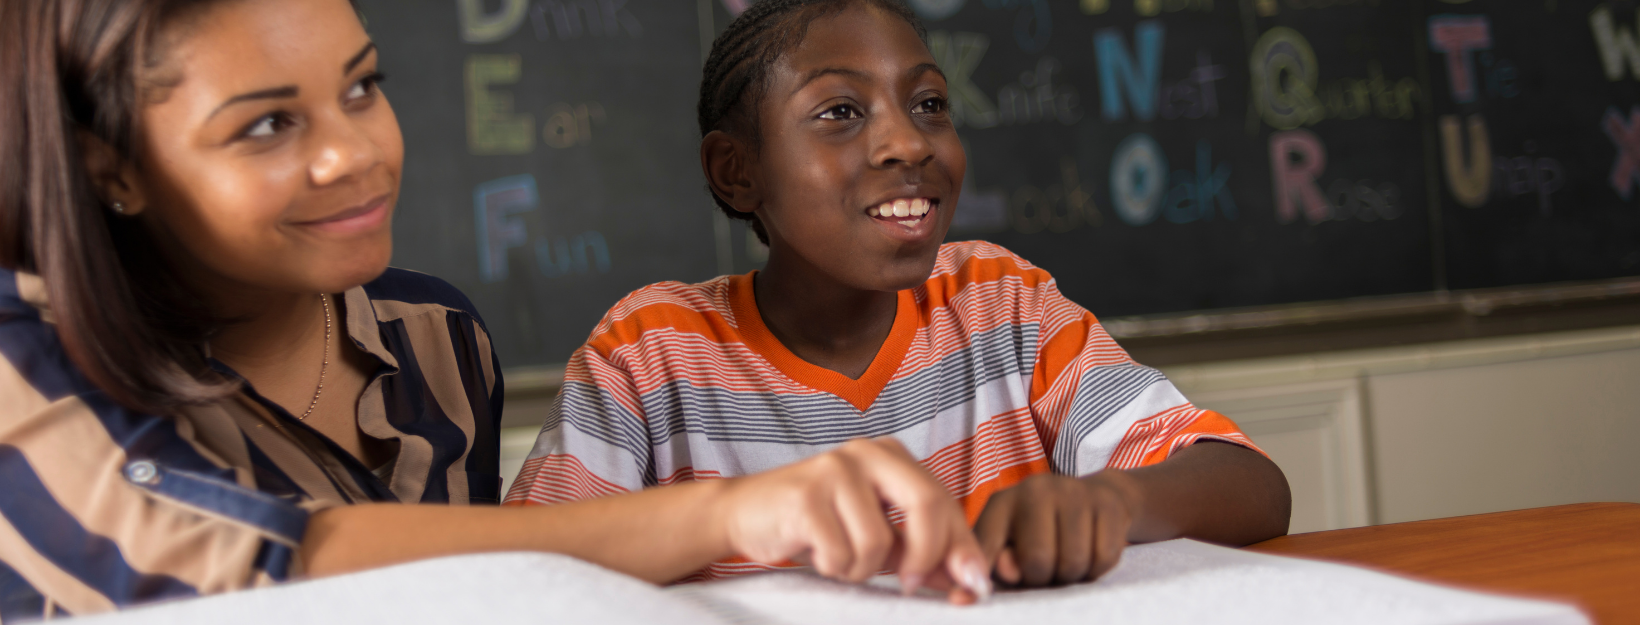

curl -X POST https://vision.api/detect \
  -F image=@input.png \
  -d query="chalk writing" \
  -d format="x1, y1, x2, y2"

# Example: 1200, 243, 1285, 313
1252, 28, 1417, 129
1010, 159, 1100, 233
1163, 141, 1235, 224
466, 54, 533, 155
1603, 106, 1640, 199
1080, 0, 1211, 15
908, 0, 967, 21
529, 0, 643, 40
543, 103, 606, 148
930, 31, 999, 128
535, 232, 613, 276
1439, 114, 1490, 207
1257, 0, 1380, 15
950, 141, 1009, 232
1428, 15, 1490, 103
461, 0, 641, 43
1111, 133, 1167, 226
980, 0, 1052, 53
1590, 4, 1640, 81
1161, 52, 1225, 120
1269, 131, 1399, 223
1326, 179, 1401, 222
1269, 130, 1328, 223
1095, 20, 1163, 122
931, 32, 990, 128
1493, 142, 1563, 214
476, 175, 537, 282
459, 0, 528, 43
997, 58, 1081, 125
1251, 27, 1320, 129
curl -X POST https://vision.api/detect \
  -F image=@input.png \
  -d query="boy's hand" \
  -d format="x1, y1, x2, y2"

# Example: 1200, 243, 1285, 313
974, 470, 1142, 588
715, 437, 991, 603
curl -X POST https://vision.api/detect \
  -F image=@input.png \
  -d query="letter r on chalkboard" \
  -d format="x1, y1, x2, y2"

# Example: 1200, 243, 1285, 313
475, 175, 538, 283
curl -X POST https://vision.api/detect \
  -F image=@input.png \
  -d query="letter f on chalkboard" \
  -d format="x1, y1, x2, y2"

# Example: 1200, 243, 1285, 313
476, 175, 538, 283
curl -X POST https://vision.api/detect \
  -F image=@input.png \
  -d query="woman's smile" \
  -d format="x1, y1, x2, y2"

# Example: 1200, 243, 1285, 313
293, 192, 394, 236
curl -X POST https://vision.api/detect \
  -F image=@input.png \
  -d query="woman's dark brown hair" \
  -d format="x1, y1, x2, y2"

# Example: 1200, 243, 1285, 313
0, 0, 234, 413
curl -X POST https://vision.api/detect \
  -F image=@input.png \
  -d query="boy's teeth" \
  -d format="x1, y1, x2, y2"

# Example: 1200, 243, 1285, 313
869, 198, 933, 219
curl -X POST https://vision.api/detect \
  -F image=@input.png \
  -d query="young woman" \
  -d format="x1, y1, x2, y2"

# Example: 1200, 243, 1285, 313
0, 0, 987, 617
508, 0, 1291, 590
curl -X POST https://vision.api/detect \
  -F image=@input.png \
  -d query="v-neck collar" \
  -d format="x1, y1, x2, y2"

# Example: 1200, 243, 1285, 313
727, 272, 918, 412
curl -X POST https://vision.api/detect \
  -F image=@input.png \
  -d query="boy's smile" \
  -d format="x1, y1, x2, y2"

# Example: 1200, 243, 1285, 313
867, 196, 940, 242
744, 2, 964, 294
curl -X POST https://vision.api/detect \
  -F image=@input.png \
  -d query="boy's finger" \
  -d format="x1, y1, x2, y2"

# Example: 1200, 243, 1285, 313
1055, 502, 1095, 585
995, 547, 1022, 585
1087, 508, 1127, 581
972, 494, 1015, 568
1010, 504, 1059, 587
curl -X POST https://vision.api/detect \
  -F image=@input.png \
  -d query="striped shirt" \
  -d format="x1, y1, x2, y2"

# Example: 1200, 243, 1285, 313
505, 241, 1259, 580
0, 267, 503, 619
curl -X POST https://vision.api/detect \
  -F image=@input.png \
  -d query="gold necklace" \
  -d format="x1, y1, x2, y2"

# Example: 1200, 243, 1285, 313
298, 294, 331, 421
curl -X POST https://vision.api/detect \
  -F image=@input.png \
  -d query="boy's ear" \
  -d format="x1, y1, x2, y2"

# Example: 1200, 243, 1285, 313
76, 130, 149, 216
700, 130, 761, 215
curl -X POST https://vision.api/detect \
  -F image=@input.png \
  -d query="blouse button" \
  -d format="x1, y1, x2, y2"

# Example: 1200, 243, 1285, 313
125, 460, 161, 485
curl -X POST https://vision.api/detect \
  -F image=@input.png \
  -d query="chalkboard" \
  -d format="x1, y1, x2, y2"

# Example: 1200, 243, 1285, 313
356, 0, 1640, 371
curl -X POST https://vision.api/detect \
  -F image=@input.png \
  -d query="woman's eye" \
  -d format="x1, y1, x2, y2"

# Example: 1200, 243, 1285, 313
913, 97, 948, 114
242, 114, 291, 139
346, 72, 386, 103
818, 104, 862, 120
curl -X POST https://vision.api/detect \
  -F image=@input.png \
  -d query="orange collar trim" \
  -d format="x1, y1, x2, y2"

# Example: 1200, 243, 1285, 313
727, 272, 918, 413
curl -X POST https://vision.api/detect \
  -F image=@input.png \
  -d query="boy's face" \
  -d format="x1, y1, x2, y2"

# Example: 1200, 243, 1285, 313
750, 4, 964, 292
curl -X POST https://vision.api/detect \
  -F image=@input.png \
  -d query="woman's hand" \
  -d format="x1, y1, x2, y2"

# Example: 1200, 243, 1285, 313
974, 471, 1140, 588
303, 437, 990, 603
714, 437, 991, 603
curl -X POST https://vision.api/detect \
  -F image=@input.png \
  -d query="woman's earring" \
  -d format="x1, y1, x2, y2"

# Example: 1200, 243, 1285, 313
111, 201, 126, 215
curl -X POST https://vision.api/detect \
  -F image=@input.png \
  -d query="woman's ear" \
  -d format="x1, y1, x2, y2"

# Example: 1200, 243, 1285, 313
76, 130, 148, 216
700, 130, 761, 215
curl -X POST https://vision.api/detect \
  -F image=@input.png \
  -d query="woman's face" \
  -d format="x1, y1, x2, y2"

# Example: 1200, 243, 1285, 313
749, 3, 965, 292
132, 0, 401, 300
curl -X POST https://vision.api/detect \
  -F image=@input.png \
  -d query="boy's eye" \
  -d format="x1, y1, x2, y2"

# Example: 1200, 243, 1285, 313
912, 96, 948, 115
817, 103, 863, 120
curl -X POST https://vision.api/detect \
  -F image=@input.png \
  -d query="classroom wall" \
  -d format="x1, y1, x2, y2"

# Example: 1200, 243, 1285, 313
1365, 346, 1640, 525
496, 326, 1640, 532
1169, 324, 1640, 534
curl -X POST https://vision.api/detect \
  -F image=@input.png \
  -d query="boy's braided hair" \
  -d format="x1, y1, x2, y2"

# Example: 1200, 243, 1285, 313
697, 0, 927, 246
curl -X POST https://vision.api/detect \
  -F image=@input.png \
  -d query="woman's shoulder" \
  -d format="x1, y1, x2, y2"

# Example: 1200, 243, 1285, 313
361, 267, 489, 331
0, 268, 85, 405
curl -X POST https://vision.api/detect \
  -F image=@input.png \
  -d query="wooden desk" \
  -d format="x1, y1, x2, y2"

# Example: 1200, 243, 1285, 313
1245, 502, 1640, 624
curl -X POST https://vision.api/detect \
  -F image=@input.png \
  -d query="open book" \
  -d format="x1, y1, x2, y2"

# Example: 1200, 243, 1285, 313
80, 539, 1589, 625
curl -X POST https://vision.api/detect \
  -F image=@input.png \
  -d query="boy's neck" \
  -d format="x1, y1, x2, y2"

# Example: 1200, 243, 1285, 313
754, 255, 900, 381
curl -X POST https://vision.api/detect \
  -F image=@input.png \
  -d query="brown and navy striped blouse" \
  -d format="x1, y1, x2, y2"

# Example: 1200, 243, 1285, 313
0, 267, 503, 619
